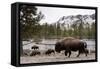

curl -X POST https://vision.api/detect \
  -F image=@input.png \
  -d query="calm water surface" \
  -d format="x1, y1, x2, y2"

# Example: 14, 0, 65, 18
23, 39, 95, 51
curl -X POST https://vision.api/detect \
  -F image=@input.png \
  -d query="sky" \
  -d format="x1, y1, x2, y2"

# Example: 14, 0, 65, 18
37, 6, 95, 24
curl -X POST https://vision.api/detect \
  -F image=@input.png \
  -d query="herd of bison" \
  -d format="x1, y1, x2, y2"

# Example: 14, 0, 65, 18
23, 37, 94, 58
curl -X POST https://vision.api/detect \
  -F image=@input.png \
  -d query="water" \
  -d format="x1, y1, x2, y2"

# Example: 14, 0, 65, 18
23, 39, 95, 51
84, 40, 95, 50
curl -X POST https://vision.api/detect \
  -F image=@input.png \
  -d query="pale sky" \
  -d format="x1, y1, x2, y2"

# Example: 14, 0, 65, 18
37, 6, 95, 24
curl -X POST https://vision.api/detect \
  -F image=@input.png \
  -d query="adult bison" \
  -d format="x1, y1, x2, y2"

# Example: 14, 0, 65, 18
55, 37, 88, 57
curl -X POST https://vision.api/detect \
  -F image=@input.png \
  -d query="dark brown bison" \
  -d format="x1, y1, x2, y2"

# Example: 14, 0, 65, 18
31, 45, 39, 50
30, 50, 40, 56
55, 37, 88, 57
45, 49, 55, 55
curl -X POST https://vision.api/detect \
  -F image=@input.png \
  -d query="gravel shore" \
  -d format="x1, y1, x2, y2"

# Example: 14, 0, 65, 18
20, 52, 95, 64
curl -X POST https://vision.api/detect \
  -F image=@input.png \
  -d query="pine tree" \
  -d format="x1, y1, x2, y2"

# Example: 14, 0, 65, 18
20, 5, 44, 56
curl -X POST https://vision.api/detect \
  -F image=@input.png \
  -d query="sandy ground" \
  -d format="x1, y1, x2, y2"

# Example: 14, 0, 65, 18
20, 52, 95, 64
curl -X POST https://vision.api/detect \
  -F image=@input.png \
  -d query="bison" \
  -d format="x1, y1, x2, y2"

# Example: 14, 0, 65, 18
30, 50, 40, 56
31, 45, 39, 50
55, 37, 88, 57
45, 49, 55, 55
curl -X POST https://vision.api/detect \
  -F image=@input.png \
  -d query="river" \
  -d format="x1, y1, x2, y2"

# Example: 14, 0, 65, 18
22, 39, 95, 51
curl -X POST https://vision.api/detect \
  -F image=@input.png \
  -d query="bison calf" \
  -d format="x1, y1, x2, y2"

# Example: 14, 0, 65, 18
30, 50, 40, 56
31, 45, 39, 50
45, 49, 55, 55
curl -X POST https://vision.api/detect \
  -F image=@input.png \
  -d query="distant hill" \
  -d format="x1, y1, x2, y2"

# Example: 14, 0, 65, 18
55, 14, 95, 29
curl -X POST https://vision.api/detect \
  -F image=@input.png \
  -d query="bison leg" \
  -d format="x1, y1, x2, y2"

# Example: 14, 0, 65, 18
85, 53, 87, 56
65, 50, 68, 56
65, 53, 67, 56
68, 51, 71, 57
84, 49, 88, 56
52, 51, 55, 55
77, 50, 81, 57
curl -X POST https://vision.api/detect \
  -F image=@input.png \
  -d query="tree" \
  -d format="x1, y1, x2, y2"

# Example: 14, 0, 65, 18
85, 22, 91, 39
20, 5, 44, 56
71, 23, 78, 37
91, 22, 95, 39
75, 15, 84, 39
56, 22, 61, 38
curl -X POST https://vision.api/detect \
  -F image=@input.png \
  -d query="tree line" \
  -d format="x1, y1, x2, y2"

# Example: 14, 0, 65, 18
20, 5, 95, 40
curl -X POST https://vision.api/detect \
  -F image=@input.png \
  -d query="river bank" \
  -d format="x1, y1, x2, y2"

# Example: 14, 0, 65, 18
20, 52, 95, 64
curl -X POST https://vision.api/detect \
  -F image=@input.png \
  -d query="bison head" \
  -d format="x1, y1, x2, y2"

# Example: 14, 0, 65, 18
55, 42, 63, 53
